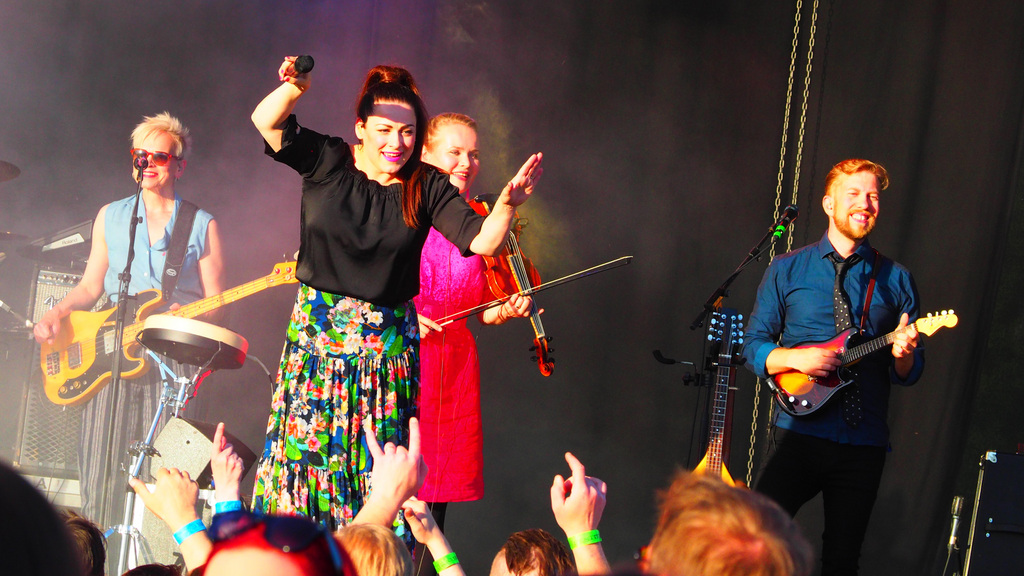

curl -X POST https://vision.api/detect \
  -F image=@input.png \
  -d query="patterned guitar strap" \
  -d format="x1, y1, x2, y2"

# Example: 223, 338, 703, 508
832, 248, 881, 428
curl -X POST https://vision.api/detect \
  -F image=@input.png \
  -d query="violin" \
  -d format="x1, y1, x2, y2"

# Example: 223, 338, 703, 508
469, 196, 554, 376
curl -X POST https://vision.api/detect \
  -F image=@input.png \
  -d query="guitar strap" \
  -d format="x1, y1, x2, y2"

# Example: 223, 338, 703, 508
859, 249, 882, 331
161, 199, 199, 303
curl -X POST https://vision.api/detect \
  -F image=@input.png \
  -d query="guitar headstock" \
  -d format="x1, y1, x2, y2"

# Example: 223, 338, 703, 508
709, 308, 745, 359
268, 261, 299, 286
917, 310, 958, 336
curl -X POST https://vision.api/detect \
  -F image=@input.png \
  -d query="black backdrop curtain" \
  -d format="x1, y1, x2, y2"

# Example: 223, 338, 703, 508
0, 1, 1022, 575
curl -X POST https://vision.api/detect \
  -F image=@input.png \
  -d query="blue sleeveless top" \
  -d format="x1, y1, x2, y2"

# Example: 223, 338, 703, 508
103, 194, 213, 308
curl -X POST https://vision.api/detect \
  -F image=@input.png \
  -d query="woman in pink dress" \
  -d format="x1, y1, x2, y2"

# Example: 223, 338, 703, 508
414, 113, 535, 535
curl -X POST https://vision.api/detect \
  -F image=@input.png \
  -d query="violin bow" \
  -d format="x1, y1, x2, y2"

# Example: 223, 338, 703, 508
434, 255, 633, 326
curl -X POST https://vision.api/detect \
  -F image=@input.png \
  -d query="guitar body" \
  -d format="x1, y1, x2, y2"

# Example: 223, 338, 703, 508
694, 448, 737, 486
769, 328, 859, 416
41, 290, 164, 406
768, 311, 958, 416
39, 261, 298, 406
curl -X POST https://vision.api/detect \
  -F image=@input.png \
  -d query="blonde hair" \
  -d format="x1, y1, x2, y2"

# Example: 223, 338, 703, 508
646, 471, 812, 576
424, 113, 478, 154
335, 523, 412, 576
130, 111, 192, 160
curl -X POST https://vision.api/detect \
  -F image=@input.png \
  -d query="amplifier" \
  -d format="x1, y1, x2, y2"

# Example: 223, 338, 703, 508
963, 451, 1024, 575
13, 267, 94, 477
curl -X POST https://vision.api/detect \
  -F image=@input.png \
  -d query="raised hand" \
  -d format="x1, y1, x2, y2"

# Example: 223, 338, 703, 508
500, 152, 544, 207
278, 56, 312, 92
353, 417, 428, 526
550, 451, 607, 537
210, 422, 244, 503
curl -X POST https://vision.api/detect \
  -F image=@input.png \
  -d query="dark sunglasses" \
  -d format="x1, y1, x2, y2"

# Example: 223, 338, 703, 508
194, 510, 345, 575
130, 148, 179, 166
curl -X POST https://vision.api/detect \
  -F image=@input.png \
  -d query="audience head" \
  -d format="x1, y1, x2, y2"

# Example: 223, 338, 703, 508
194, 511, 354, 576
63, 510, 106, 576
489, 528, 575, 576
335, 523, 412, 576
0, 462, 83, 576
644, 471, 812, 576
122, 563, 182, 576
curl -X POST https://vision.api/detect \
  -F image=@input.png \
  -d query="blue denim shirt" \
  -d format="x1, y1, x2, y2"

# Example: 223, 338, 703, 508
742, 232, 925, 446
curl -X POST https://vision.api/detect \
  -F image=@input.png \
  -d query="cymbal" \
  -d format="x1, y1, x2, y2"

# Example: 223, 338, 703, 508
0, 161, 20, 183
0, 231, 27, 244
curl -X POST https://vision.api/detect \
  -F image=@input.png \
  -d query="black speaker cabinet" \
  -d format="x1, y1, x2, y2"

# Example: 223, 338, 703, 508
963, 451, 1024, 575
12, 268, 86, 478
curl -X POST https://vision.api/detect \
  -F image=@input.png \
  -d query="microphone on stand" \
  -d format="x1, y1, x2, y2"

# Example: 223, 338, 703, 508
0, 298, 32, 328
948, 495, 964, 551
134, 153, 148, 183
771, 205, 799, 239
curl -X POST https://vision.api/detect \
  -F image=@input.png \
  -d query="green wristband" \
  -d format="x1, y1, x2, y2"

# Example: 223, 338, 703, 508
433, 552, 460, 572
568, 529, 602, 550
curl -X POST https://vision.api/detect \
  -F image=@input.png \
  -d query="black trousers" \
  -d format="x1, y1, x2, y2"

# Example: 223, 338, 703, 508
755, 427, 886, 576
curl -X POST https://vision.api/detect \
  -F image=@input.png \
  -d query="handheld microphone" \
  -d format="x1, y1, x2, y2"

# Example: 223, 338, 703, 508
771, 205, 799, 239
294, 55, 315, 74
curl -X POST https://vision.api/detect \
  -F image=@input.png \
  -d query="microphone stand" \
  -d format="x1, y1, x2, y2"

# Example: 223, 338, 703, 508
107, 157, 147, 575
689, 208, 797, 330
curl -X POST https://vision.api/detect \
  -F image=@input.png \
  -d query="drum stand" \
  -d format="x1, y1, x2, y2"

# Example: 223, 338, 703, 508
106, 350, 204, 576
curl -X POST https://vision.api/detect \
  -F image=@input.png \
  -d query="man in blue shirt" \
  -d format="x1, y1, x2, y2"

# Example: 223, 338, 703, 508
742, 159, 924, 576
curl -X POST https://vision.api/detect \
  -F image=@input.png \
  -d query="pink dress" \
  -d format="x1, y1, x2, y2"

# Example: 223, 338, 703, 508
414, 227, 488, 502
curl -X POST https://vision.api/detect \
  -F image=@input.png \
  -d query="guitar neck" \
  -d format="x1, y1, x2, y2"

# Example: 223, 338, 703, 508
843, 318, 922, 363
122, 273, 279, 344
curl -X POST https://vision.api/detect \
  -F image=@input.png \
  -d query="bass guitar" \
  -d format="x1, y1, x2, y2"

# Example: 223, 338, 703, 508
769, 310, 958, 416
693, 308, 743, 487
40, 261, 297, 406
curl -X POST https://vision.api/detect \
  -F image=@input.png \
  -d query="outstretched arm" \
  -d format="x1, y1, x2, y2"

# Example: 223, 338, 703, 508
550, 452, 610, 575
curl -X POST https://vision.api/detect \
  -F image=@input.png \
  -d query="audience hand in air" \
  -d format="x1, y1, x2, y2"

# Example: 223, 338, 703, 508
210, 422, 244, 503
354, 417, 428, 526
129, 467, 200, 531
550, 451, 607, 536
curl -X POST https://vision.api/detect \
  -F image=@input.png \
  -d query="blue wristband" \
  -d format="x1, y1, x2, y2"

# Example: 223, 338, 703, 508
172, 519, 207, 545
213, 500, 244, 514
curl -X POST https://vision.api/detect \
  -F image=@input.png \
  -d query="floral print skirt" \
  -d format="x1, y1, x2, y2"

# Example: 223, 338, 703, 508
252, 283, 419, 545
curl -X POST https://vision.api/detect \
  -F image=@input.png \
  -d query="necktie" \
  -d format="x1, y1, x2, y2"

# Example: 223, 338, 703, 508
831, 253, 864, 427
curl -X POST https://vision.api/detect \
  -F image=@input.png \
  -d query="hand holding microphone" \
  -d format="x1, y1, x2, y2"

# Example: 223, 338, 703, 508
279, 55, 315, 91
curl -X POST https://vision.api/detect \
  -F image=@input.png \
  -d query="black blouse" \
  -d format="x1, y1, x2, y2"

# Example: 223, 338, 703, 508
269, 115, 485, 306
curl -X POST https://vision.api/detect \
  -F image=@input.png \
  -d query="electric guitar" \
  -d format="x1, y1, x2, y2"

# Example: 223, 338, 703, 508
40, 261, 297, 406
769, 310, 958, 416
693, 308, 744, 486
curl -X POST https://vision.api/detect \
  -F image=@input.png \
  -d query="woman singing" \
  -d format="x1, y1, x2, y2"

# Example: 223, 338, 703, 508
249, 59, 542, 547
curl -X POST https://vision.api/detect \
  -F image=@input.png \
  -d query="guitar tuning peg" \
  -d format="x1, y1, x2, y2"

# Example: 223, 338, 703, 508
548, 347, 555, 353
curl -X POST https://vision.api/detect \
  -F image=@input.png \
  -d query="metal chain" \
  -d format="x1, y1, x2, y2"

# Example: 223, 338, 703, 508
747, 0, 819, 487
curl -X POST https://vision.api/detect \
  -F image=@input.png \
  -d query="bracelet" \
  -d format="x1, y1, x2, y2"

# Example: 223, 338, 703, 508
214, 500, 244, 514
172, 519, 207, 545
568, 530, 602, 550
433, 552, 460, 572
